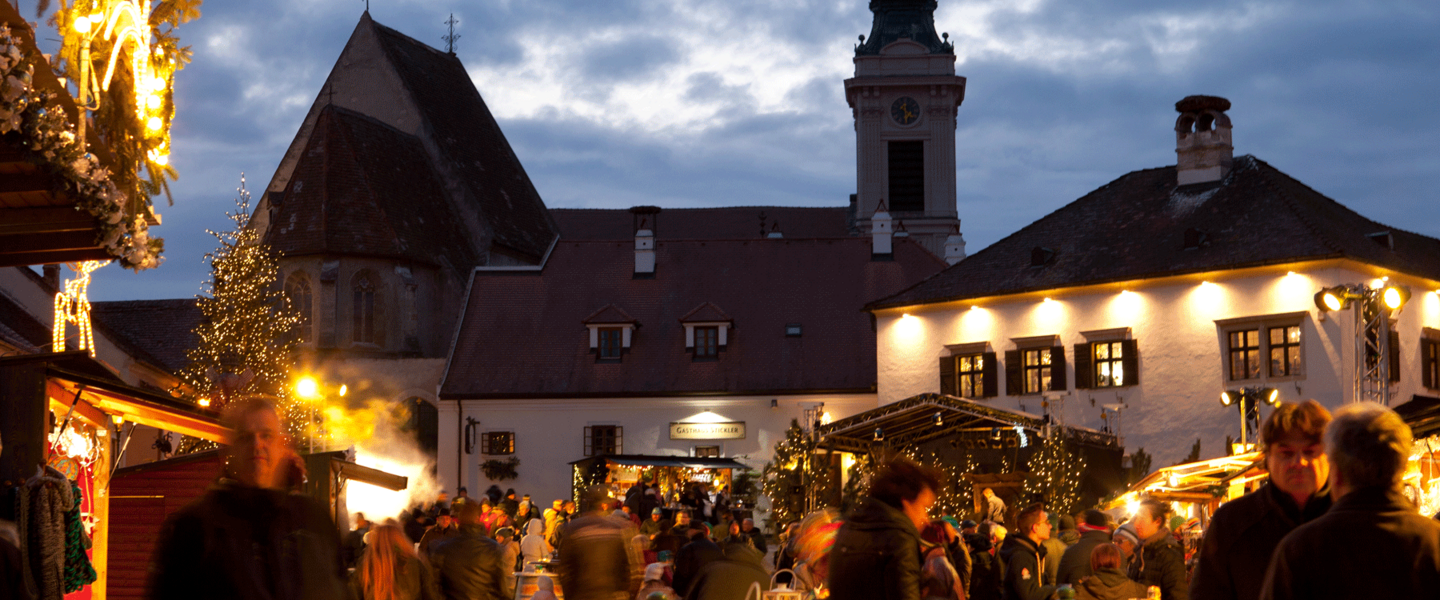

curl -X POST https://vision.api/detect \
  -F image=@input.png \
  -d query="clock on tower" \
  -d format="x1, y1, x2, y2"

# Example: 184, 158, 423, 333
845, 0, 966, 259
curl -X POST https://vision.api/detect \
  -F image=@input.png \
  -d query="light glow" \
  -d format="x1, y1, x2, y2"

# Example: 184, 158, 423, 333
73, 15, 92, 34
294, 376, 319, 400
52, 261, 108, 357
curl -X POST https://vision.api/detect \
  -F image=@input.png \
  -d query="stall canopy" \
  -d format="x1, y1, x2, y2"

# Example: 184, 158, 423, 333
1116, 451, 1265, 505
568, 455, 750, 470
817, 393, 1119, 453
1395, 395, 1440, 439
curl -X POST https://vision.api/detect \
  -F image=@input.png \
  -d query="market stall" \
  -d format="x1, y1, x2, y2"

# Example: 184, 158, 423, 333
569, 454, 750, 512
1394, 395, 1440, 516
0, 351, 227, 600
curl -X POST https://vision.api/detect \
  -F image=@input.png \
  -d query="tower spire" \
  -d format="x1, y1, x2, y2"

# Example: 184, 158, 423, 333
443, 13, 461, 55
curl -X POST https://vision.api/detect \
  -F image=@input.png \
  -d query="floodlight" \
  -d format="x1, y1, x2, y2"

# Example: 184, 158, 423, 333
1382, 285, 1412, 310
1265, 388, 1280, 405
1220, 391, 1235, 406
1315, 288, 1346, 312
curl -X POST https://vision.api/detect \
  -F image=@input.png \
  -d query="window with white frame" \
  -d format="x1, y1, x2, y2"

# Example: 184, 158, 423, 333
1218, 313, 1307, 383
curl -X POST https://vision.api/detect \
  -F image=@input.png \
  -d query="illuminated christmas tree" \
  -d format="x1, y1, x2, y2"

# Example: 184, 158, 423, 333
176, 175, 302, 449
762, 419, 833, 526
1023, 429, 1086, 517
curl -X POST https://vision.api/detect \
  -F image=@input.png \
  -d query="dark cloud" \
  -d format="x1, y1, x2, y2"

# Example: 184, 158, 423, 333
66, 0, 1440, 301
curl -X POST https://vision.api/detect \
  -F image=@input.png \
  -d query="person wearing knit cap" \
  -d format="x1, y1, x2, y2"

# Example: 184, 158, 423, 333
635, 562, 676, 600
1059, 509, 1113, 585
1111, 522, 1140, 570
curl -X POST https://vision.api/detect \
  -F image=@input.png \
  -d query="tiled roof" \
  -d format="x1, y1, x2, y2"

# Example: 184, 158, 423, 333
551, 206, 853, 241
0, 287, 50, 352
679, 302, 732, 323
368, 17, 558, 261
441, 237, 945, 398
90, 299, 202, 373
263, 105, 477, 272
871, 156, 1440, 309
583, 304, 637, 325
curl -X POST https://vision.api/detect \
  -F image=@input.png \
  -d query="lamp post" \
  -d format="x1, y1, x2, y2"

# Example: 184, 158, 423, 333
1315, 281, 1412, 405
1220, 387, 1279, 451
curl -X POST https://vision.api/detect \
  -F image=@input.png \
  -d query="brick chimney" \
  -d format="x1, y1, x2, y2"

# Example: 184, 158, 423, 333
872, 200, 893, 257
635, 226, 655, 276
1174, 95, 1233, 186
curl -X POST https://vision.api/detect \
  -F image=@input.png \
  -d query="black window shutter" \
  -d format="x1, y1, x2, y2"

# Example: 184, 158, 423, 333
982, 352, 999, 398
1051, 345, 1068, 391
1424, 341, 1435, 389
1073, 343, 1093, 390
1389, 330, 1401, 383
616, 426, 624, 454
939, 356, 957, 396
481, 433, 491, 455
584, 426, 593, 456
1005, 350, 1022, 396
1121, 339, 1140, 386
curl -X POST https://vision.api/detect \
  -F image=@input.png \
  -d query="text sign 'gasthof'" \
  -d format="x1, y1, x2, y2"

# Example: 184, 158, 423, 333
669, 422, 746, 440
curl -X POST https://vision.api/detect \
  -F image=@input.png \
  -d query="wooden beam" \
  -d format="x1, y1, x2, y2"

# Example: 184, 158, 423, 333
0, 172, 52, 194
93, 414, 111, 600
0, 247, 111, 268
0, 207, 96, 235
1, 230, 99, 253
336, 460, 409, 491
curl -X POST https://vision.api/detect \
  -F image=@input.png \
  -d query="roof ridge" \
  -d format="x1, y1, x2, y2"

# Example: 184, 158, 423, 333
1246, 156, 1346, 256
550, 206, 849, 212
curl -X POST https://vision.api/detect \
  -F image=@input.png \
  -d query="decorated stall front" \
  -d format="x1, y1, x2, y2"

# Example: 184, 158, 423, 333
569, 454, 749, 512
0, 351, 227, 600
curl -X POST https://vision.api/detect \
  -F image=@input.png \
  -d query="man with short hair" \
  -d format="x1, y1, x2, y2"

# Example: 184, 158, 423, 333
741, 517, 767, 554
1058, 509, 1113, 585
1130, 498, 1187, 600
147, 398, 348, 600
983, 488, 1006, 524
829, 455, 943, 600
1260, 403, 1440, 600
999, 504, 1056, 600
432, 500, 509, 600
500, 488, 519, 520
1191, 400, 1333, 600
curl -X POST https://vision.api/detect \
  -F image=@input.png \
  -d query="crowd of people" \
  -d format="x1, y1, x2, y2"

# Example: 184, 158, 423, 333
121, 394, 1440, 600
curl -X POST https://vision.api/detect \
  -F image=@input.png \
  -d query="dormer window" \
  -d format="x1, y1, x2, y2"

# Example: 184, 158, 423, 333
680, 302, 733, 362
583, 304, 638, 362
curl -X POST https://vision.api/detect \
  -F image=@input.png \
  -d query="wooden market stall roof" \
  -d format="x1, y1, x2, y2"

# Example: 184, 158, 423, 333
1395, 394, 1440, 439
1106, 451, 1266, 507
816, 393, 1119, 454
0, 1, 141, 268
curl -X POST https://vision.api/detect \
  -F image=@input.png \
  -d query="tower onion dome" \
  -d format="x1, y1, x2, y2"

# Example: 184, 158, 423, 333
856, 0, 953, 56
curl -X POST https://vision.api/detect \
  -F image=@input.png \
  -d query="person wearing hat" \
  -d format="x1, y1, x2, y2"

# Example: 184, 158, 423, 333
1040, 515, 1077, 585
558, 485, 644, 600
635, 563, 676, 600
672, 521, 723, 597
1059, 510, 1114, 585
640, 507, 666, 538
1111, 522, 1140, 571
419, 507, 460, 559
495, 526, 520, 593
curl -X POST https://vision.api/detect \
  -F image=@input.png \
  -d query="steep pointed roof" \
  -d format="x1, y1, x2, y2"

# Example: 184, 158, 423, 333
679, 302, 732, 323
366, 16, 558, 261
870, 155, 1440, 309
582, 304, 638, 325
263, 105, 477, 271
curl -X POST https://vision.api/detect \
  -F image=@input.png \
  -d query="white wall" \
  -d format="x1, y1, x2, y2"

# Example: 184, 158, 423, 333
436, 394, 877, 514
875, 261, 1440, 465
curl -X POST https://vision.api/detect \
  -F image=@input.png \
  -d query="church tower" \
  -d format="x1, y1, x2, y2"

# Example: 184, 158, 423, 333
846, 0, 966, 258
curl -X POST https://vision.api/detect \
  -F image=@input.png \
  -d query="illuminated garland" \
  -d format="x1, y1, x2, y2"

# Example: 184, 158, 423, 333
176, 176, 303, 446
1022, 430, 1087, 517
0, 25, 161, 270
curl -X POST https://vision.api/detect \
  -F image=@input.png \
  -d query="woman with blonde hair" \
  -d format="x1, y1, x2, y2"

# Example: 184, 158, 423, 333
350, 524, 440, 600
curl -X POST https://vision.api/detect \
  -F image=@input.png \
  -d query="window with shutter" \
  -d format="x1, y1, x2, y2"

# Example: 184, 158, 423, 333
1074, 344, 1093, 389
482, 431, 515, 455
1005, 350, 1022, 396
1121, 339, 1140, 386
1217, 313, 1307, 385
1423, 338, 1439, 390
956, 354, 987, 398
585, 425, 622, 456
1021, 347, 1057, 394
1050, 345, 1067, 391
981, 352, 998, 397
939, 356, 957, 396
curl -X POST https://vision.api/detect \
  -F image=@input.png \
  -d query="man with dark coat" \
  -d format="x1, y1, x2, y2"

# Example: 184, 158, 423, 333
999, 504, 1055, 600
672, 521, 724, 596
686, 540, 770, 600
1191, 401, 1333, 600
558, 486, 644, 600
967, 522, 1007, 600
419, 509, 461, 559
1129, 499, 1187, 600
639, 507, 666, 538
741, 517, 767, 554
1260, 403, 1440, 600
829, 456, 942, 600
431, 500, 510, 600
342, 513, 371, 569
500, 489, 520, 521
1058, 510, 1113, 585
147, 398, 349, 600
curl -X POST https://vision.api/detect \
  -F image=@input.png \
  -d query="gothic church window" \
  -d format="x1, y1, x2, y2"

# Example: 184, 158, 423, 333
353, 271, 378, 344
284, 272, 312, 343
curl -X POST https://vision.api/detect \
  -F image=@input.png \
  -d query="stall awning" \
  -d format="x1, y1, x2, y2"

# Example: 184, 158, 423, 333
817, 393, 1119, 453
1395, 395, 1440, 439
1104, 451, 1265, 508
568, 454, 750, 470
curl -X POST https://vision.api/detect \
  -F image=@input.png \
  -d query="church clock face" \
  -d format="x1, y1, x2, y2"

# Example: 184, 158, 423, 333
891, 96, 921, 125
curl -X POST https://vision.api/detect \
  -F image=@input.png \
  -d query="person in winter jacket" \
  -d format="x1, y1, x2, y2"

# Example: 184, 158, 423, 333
920, 521, 966, 600
1074, 543, 1150, 600
1057, 510, 1113, 586
685, 541, 769, 600
1039, 515, 1074, 586
147, 398, 349, 600
558, 486, 644, 600
829, 455, 943, 600
635, 563, 676, 600
1110, 523, 1138, 571
1190, 401, 1333, 600
966, 522, 1007, 600
530, 575, 559, 600
983, 489, 1006, 524
998, 504, 1055, 600
349, 524, 440, 600
495, 527, 521, 593
431, 501, 510, 600
419, 510, 460, 559
1128, 499, 1186, 600
520, 518, 552, 567
1259, 402, 1440, 600
672, 521, 724, 596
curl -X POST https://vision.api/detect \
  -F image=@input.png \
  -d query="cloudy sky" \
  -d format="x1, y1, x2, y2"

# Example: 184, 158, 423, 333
38, 0, 1438, 300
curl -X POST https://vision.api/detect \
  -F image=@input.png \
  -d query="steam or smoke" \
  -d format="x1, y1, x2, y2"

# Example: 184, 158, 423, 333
320, 399, 440, 523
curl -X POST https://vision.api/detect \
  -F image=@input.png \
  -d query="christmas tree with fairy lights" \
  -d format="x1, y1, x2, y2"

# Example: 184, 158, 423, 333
176, 175, 303, 450
1023, 429, 1087, 517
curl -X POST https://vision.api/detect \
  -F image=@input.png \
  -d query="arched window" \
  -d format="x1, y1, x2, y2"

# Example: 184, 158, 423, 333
284, 272, 312, 343
353, 272, 377, 344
